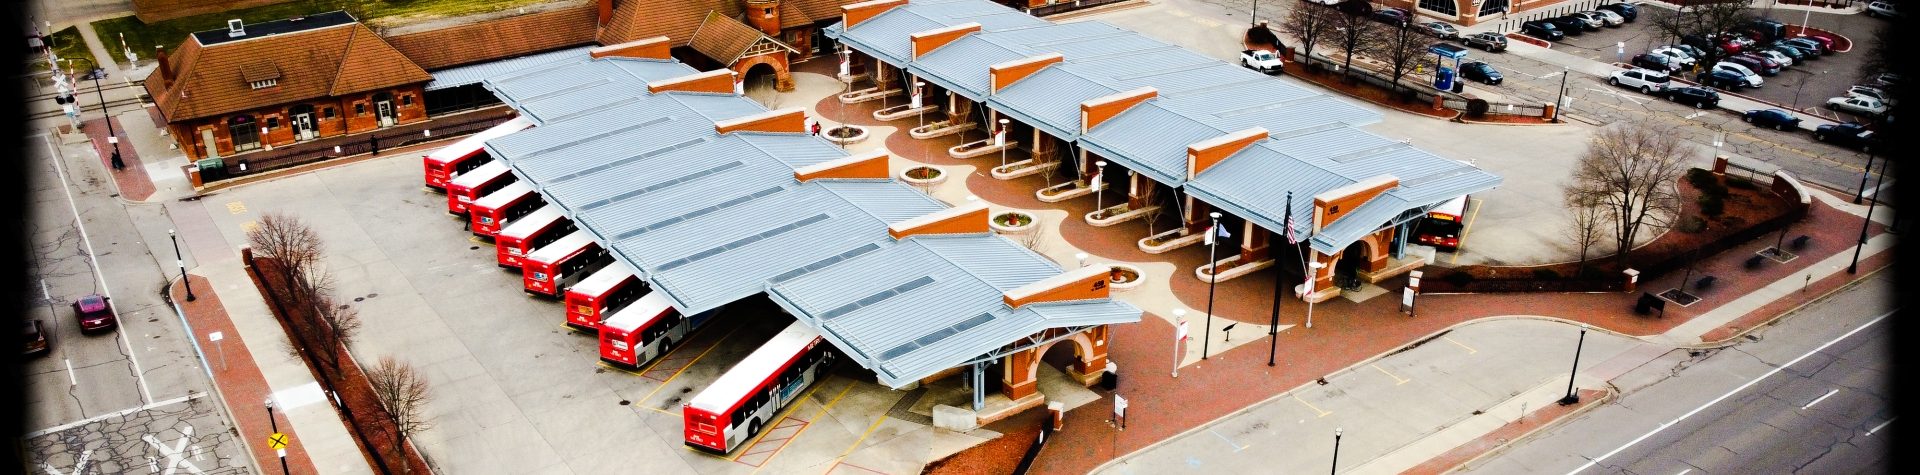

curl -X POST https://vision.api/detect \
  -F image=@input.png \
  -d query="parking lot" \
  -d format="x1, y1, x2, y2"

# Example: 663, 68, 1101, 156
182, 150, 1119, 474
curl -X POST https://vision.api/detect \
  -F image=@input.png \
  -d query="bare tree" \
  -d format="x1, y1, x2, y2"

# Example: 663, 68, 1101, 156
1567, 122, 1690, 264
311, 293, 363, 370
1560, 188, 1609, 277
1327, 4, 1379, 80
1373, 21, 1430, 94
246, 212, 325, 297
1649, 3, 1753, 62
368, 356, 432, 474
1280, 2, 1335, 66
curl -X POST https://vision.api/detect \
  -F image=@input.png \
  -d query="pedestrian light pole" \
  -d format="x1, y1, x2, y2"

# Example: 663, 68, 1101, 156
997, 118, 1011, 168
1553, 66, 1570, 123
1306, 261, 1326, 328
1854, 146, 1876, 204
85, 68, 125, 170
169, 229, 195, 301
1202, 212, 1222, 360
1093, 160, 1108, 214
1331, 427, 1344, 475
1559, 323, 1590, 405
1848, 150, 1888, 274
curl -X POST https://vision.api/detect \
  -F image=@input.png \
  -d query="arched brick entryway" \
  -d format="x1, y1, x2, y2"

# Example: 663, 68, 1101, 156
1000, 325, 1111, 401
731, 52, 794, 92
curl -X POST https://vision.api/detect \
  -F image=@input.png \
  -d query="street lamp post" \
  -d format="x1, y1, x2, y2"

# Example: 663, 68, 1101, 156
1306, 261, 1326, 328
1553, 66, 1570, 123
1076, 252, 1089, 268
1331, 427, 1344, 475
169, 229, 195, 301
1559, 323, 1589, 405
997, 118, 1011, 168
1252, 0, 1260, 25
1094, 160, 1108, 213
1848, 150, 1888, 274
86, 68, 125, 170
1202, 212, 1222, 360
1854, 149, 1877, 205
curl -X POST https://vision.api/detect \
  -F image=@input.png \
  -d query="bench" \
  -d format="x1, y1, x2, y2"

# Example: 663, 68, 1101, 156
1790, 235, 1810, 251
1745, 255, 1765, 270
1695, 275, 1717, 291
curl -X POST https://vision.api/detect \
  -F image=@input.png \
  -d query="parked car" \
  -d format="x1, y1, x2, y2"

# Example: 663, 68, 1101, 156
1240, 49, 1285, 74
1597, 2, 1639, 22
1459, 61, 1503, 85
1545, 16, 1589, 35
1571, 11, 1613, 29
1372, 7, 1412, 27
1586, 10, 1626, 27
1734, 53, 1781, 75
72, 294, 115, 333
1783, 37, 1827, 56
1847, 85, 1897, 106
1682, 34, 1725, 56
1867, 72, 1903, 88
1814, 122, 1879, 151
1665, 86, 1721, 109
1746, 19, 1787, 43
1765, 43, 1807, 62
1521, 20, 1565, 40
1867, 0, 1901, 18
1742, 108, 1802, 130
1418, 21, 1460, 40
1752, 49, 1793, 67
1828, 95, 1890, 117
1650, 46, 1698, 69
25, 319, 50, 357
1770, 39, 1821, 59
1713, 34, 1746, 55
1609, 68, 1671, 94
1631, 53, 1679, 72
1718, 55, 1768, 78
1669, 43, 1709, 61
1554, 15, 1599, 32
1462, 32, 1508, 52
1794, 34, 1836, 53
1712, 61, 1763, 85
1697, 69, 1750, 91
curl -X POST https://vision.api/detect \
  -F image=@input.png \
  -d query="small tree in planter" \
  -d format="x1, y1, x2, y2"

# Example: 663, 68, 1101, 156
900, 166, 945, 194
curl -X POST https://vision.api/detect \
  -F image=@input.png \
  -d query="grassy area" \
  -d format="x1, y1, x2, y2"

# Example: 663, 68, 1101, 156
33, 26, 99, 74
93, 0, 572, 65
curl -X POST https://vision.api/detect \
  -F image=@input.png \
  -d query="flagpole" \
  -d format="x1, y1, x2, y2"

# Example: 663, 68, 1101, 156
1202, 212, 1221, 360
1269, 192, 1290, 367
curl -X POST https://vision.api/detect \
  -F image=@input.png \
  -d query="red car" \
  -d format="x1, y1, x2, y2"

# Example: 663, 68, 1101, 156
25, 320, 50, 357
1795, 34, 1836, 53
73, 294, 117, 333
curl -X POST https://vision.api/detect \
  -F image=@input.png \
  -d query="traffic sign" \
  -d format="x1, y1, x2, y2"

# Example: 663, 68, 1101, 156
267, 432, 289, 450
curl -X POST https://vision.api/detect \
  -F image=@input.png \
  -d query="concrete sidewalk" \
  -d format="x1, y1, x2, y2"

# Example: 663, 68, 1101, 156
167, 198, 375, 475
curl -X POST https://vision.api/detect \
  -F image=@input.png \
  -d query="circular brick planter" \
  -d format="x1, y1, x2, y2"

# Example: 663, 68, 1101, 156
900, 166, 945, 187
1108, 264, 1144, 291
989, 211, 1037, 234
825, 125, 869, 145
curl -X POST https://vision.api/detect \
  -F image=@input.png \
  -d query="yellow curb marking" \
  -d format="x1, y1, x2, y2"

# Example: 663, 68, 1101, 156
1371, 364, 1410, 385
1443, 336, 1478, 354
1294, 394, 1332, 417
239, 220, 257, 234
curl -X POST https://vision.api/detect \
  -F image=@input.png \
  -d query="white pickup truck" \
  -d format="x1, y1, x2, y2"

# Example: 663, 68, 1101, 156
1240, 49, 1285, 75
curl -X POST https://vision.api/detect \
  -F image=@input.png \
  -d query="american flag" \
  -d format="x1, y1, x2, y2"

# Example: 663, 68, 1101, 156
1286, 214, 1300, 244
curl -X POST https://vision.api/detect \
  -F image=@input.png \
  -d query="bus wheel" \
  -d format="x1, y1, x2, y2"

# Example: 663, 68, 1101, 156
660, 337, 674, 354
748, 418, 763, 438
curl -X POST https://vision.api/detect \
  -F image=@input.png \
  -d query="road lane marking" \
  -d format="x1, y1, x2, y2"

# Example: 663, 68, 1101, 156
1443, 336, 1478, 354
1568, 310, 1892, 474
42, 134, 153, 405
1294, 394, 1332, 417
1867, 417, 1895, 436
1801, 388, 1839, 410
1372, 364, 1410, 385
27, 392, 205, 437
65, 359, 78, 387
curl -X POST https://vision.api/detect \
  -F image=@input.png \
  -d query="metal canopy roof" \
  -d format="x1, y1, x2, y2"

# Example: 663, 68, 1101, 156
619, 181, 949, 315
767, 234, 1141, 389
481, 93, 767, 179
829, 0, 1498, 256
829, 0, 1047, 67
481, 57, 702, 125
425, 46, 593, 91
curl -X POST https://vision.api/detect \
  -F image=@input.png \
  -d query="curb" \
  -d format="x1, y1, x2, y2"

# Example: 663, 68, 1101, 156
1688, 262, 1889, 349
1440, 384, 1619, 474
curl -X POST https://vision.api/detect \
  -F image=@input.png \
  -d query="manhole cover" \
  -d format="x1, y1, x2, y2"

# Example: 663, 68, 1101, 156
619, 400, 631, 406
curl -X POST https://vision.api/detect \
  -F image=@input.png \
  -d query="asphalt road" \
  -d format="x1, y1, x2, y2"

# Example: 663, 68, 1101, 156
1458, 269, 1895, 474
22, 131, 250, 473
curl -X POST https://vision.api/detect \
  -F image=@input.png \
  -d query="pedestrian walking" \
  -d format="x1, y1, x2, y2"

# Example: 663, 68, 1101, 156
811, 121, 822, 136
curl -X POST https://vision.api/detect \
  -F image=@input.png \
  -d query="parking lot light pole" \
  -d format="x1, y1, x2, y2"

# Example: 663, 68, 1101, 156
169, 229, 195, 301
1202, 211, 1221, 360
1854, 149, 1876, 204
1331, 427, 1343, 475
1848, 150, 1888, 274
1559, 323, 1589, 405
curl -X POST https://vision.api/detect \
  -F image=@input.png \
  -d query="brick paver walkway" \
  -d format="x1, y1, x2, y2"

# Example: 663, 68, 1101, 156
81, 116, 155, 201
171, 275, 321, 475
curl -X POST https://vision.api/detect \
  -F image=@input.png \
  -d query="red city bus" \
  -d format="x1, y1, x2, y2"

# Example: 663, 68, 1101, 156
522, 230, 610, 298
565, 263, 643, 330
422, 116, 533, 190
445, 161, 515, 216
684, 321, 834, 454
495, 206, 573, 268
468, 181, 544, 238
1412, 195, 1470, 251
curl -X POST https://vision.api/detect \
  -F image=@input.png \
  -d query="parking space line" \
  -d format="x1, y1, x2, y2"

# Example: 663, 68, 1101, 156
1208, 429, 1248, 452
636, 324, 747, 406
1371, 364, 1410, 385
729, 382, 829, 462
1443, 336, 1478, 354
752, 381, 859, 473
225, 201, 247, 214
1867, 417, 1895, 436
1800, 388, 1839, 410
1450, 198, 1482, 265
1293, 394, 1332, 418
596, 362, 648, 377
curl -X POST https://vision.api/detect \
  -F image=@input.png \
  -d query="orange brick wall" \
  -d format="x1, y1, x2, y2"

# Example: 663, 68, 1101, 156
173, 84, 428, 160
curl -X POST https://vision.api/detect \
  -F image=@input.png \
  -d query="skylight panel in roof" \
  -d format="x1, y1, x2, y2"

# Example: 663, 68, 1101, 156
653, 213, 833, 272
551, 137, 708, 183
578, 160, 746, 210
878, 311, 998, 360
818, 276, 937, 321
1329, 142, 1411, 163
609, 186, 786, 240
769, 242, 885, 284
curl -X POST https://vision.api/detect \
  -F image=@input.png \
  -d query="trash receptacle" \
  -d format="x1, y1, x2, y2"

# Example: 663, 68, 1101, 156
1100, 362, 1118, 391
1452, 81, 1465, 93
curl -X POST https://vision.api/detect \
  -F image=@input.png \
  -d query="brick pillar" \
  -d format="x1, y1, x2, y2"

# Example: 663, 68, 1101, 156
1712, 155, 1729, 175
1542, 101, 1556, 120
1185, 196, 1211, 235
1127, 172, 1154, 210
1081, 150, 1100, 184
1002, 348, 1039, 400
1240, 222, 1270, 263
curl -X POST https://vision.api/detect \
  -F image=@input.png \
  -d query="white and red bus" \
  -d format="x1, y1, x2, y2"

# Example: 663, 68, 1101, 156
1413, 195, 1470, 251
565, 263, 643, 330
468, 181, 545, 238
445, 161, 516, 216
595, 289, 726, 369
522, 230, 610, 298
422, 116, 533, 190
684, 321, 834, 454
495, 206, 573, 268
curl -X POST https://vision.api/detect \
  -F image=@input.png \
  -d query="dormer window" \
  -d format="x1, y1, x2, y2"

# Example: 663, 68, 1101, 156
241, 60, 282, 91
250, 78, 277, 89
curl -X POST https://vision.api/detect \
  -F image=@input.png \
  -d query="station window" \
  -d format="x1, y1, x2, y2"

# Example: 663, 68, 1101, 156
1419, 0, 1457, 16
402, 95, 413, 106
354, 103, 366, 115
323, 107, 335, 118
1478, 0, 1508, 16
266, 117, 279, 129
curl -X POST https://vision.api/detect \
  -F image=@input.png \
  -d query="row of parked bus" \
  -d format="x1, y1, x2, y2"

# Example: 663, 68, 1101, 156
419, 123, 837, 454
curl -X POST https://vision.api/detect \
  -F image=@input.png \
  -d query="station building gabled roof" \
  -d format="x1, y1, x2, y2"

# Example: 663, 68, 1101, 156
768, 234, 1141, 388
